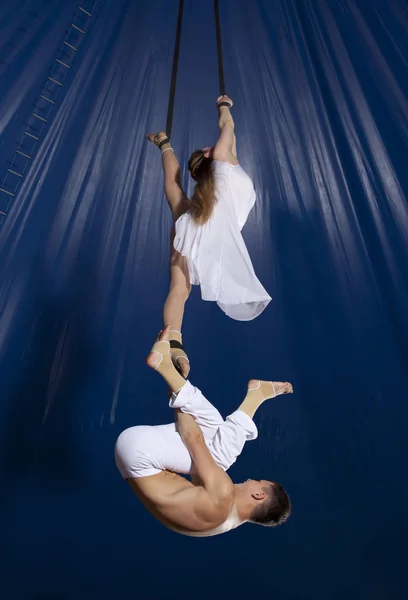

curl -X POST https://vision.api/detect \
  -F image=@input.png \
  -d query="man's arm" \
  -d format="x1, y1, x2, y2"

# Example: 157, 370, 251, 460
175, 409, 234, 506
213, 96, 238, 163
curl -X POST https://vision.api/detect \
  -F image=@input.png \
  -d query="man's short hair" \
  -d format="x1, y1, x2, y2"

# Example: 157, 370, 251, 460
250, 481, 291, 527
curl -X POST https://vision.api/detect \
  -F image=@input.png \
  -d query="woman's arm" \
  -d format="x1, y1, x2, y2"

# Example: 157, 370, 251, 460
146, 132, 189, 221
212, 95, 238, 164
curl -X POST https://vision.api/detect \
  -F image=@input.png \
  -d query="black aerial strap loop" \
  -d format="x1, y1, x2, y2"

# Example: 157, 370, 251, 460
166, 0, 184, 138
214, 0, 226, 96
166, 0, 226, 137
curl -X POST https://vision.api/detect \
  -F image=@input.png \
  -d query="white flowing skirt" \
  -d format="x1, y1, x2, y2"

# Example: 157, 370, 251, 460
174, 174, 271, 321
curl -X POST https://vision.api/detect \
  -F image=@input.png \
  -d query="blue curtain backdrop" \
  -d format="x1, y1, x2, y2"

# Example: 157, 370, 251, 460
0, 1, 407, 598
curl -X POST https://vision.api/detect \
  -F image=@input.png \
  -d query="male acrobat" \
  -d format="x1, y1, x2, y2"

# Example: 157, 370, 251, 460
115, 326, 293, 537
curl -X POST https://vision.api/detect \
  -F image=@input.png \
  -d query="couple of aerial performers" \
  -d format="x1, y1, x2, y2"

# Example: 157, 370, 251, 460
115, 95, 293, 537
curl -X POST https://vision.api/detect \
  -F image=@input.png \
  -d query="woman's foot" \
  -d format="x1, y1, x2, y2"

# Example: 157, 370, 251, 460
248, 380, 293, 398
145, 326, 186, 393
145, 326, 171, 370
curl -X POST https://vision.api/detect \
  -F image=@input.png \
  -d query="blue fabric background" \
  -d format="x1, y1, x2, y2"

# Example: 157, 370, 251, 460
0, 1, 407, 598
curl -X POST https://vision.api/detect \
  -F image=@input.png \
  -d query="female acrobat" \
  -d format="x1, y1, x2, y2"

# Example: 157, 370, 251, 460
147, 95, 271, 378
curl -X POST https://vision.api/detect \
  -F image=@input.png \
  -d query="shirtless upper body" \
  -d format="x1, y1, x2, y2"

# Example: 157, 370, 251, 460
126, 408, 235, 534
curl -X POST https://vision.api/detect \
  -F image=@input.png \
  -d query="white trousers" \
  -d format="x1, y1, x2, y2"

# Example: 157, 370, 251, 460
114, 381, 258, 479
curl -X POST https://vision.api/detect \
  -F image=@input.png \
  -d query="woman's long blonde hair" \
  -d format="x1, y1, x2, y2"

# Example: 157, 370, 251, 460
188, 150, 216, 225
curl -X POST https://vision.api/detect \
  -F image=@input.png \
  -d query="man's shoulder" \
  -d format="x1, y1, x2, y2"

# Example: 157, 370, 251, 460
169, 481, 233, 532
191, 483, 234, 526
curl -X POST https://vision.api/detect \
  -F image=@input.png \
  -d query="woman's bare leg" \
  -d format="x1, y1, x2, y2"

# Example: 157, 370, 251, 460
164, 239, 191, 332
162, 228, 191, 378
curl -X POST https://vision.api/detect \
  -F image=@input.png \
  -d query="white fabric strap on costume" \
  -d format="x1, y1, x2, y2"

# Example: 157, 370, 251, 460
161, 147, 174, 155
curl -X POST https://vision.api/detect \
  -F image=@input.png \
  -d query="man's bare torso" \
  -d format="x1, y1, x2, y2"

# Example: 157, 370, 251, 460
126, 470, 232, 534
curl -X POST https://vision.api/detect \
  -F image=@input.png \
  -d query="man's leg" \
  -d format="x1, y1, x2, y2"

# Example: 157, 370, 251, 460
114, 386, 248, 482
142, 328, 249, 476
147, 327, 233, 444
169, 382, 224, 442
204, 380, 293, 470
145, 328, 293, 473
114, 381, 268, 482
170, 380, 258, 471
116, 327, 220, 480
168, 379, 293, 471
115, 422, 193, 479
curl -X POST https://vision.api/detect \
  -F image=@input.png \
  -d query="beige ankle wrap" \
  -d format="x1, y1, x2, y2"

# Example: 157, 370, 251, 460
151, 340, 186, 393
238, 381, 276, 419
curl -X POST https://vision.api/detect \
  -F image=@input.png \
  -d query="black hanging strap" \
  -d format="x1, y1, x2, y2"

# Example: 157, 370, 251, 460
214, 0, 226, 96
166, 0, 184, 138
165, 0, 226, 136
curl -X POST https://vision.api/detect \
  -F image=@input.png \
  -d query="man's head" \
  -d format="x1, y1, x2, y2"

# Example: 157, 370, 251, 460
235, 479, 291, 527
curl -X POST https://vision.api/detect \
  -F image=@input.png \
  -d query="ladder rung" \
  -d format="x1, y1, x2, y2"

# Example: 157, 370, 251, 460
64, 41, 78, 51
71, 23, 85, 34
78, 6, 92, 17
24, 131, 40, 140
16, 150, 31, 159
48, 76, 63, 86
32, 113, 47, 122
8, 169, 23, 177
0, 188, 15, 197
56, 58, 70, 69
41, 94, 55, 104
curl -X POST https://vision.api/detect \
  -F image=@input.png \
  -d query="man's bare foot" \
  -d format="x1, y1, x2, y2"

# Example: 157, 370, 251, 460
238, 379, 293, 419
248, 379, 293, 398
146, 131, 167, 146
145, 326, 170, 370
